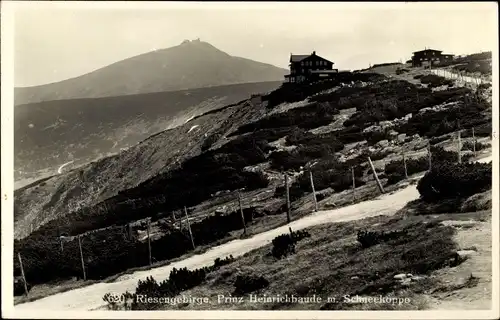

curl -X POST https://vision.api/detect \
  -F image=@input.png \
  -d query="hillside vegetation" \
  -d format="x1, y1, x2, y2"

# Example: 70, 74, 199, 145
14, 68, 492, 299
15, 81, 281, 183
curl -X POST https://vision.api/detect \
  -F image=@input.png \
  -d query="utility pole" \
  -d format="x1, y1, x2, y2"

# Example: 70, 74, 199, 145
17, 252, 29, 297
184, 206, 195, 250
146, 218, 152, 266
367, 157, 385, 194
237, 191, 247, 235
285, 174, 291, 223
78, 235, 86, 281
309, 171, 318, 212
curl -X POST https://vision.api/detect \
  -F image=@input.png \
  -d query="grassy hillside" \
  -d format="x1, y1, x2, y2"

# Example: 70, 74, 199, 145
15, 81, 282, 183
13, 69, 492, 295
14, 40, 287, 105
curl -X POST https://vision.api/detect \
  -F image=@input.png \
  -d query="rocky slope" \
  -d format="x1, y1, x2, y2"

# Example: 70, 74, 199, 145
14, 93, 270, 239
14, 69, 492, 243
15, 81, 282, 184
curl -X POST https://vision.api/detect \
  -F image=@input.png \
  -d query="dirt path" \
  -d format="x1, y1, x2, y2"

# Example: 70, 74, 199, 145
424, 216, 492, 310
16, 185, 420, 311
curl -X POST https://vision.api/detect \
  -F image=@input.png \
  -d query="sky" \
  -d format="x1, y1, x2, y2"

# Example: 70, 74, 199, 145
12, 1, 498, 87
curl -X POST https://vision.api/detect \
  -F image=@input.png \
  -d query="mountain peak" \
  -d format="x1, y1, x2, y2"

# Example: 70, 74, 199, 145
15, 41, 287, 105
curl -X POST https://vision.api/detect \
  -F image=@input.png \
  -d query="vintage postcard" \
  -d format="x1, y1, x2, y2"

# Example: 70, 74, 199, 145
1, 1, 498, 319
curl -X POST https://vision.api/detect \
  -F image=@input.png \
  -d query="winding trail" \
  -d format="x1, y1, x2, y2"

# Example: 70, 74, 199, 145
57, 160, 74, 174
15, 155, 492, 311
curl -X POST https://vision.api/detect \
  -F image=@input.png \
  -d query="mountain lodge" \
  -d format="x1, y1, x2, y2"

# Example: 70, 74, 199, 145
284, 51, 338, 84
411, 48, 455, 67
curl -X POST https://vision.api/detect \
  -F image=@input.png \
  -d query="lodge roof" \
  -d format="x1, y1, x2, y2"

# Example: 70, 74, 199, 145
290, 54, 311, 62
290, 52, 334, 64
412, 48, 443, 54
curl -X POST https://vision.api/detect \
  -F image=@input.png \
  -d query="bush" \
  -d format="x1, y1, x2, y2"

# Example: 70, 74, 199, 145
271, 229, 311, 259
397, 97, 491, 139
213, 255, 235, 269
275, 156, 366, 201
417, 162, 492, 202
104, 255, 237, 310
234, 102, 339, 136
233, 274, 270, 295
419, 74, 454, 88
201, 133, 221, 151
263, 73, 385, 109
357, 229, 408, 248
462, 141, 489, 152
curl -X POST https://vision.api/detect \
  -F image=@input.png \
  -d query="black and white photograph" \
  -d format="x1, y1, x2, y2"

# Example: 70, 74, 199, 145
1, 1, 498, 319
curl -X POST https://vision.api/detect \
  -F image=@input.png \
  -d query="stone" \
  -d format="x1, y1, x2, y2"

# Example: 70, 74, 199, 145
388, 130, 399, 139
393, 273, 407, 280
411, 275, 426, 282
376, 139, 390, 149
457, 250, 477, 259
397, 133, 407, 144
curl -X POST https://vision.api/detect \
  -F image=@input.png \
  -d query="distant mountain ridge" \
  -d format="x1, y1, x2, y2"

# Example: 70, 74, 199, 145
15, 40, 287, 105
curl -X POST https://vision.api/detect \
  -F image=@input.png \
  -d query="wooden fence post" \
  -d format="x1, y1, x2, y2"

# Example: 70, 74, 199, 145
367, 157, 385, 194
237, 191, 247, 235
351, 167, 356, 202
427, 141, 432, 171
309, 171, 318, 211
402, 152, 408, 179
78, 235, 86, 281
472, 127, 477, 157
17, 252, 29, 297
457, 130, 462, 164
147, 218, 152, 266
285, 174, 291, 223
184, 206, 195, 250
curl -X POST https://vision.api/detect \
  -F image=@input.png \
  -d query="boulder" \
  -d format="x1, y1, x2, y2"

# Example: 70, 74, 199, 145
393, 273, 407, 280
376, 139, 390, 149
388, 130, 399, 140
397, 133, 407, 144
457, 250, 476, 259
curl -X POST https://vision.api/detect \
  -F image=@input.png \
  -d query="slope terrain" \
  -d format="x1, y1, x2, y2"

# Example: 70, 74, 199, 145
13, 65, 493, 311
15, 81, 281, 185
14, 40, 287, 105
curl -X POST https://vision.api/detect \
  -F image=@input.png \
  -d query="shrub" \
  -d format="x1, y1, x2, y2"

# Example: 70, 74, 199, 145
234, 102, 339, 136
271, 229, 311, 259
417, 162, 492, 202
357, 229, 408, 248
233, 274, 270, 295
384, 146, 474, 186
462, 141, 489, 152
213, 255, 235, 269
419, 74, 454, 88
201, 133, 221, 151
275, 157, 366, 201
